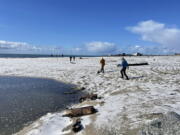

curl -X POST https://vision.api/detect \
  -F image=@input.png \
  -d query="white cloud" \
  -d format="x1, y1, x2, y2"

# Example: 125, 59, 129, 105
0, 40, 28, 49
74, 47, 82, 51
0, 40, 50, 54
85, 41, 117, 54
124, 45, 175, 55
127, 20, 180, 50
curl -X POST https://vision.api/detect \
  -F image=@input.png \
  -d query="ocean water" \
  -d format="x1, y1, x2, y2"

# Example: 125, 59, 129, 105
0, 53, 100, 58
0, 54, 51, 58
0, 76, 83, 135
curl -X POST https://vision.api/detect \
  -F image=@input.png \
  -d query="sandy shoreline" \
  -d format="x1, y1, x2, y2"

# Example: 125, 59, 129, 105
0, 56, 180, 135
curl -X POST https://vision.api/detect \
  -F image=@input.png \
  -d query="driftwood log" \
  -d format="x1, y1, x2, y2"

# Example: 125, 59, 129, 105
63, 106, 97, 117
79, 94, 99, 102
128, 62, 148, 66
63, 91, 78, 95
117, 63, 148, 67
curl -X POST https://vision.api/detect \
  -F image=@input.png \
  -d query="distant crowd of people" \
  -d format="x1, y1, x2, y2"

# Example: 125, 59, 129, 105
69, 56, 76, 62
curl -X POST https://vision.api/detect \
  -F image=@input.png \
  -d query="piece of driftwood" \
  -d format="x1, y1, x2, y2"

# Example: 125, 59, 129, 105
63, 106, 97, 117
72, 119, 83, 133
79, 94, 99, 102
117, 63, 148, 67
64, 87, 85, 95
128, 62, 148, 66
80, 87, 85, 90
63, 91, 78, 95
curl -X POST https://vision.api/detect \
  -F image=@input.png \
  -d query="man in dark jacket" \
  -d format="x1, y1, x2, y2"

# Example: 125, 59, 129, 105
120, 57, 129, 80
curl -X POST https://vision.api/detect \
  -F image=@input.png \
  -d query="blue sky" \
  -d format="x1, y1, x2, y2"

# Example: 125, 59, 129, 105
0, 0, 180, 55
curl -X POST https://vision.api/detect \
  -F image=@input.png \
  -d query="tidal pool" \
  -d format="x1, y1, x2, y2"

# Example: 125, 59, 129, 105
0, 76, 83, 135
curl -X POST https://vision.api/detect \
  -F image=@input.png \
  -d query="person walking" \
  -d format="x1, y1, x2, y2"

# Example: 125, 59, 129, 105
73, 56, 76, 61
120, 57, 129, 80
70, 56, 72, 62
99, 57, 105, 73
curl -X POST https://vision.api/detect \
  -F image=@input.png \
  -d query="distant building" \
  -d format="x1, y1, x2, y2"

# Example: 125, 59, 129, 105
122, 53, 126, 56
111, 53, 125, 56
110, 53, 132, 56
133, 52, 143, 56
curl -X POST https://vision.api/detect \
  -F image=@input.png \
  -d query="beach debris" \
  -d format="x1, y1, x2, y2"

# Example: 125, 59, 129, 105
117, 62, 148, 67
79, 93, 100, 102
63, 91, 78, 95
63, 86, 85, 94
72, 119, 83, 133
80, 87, 86, 90
170, 93, 176, 95
128, 62, 149, 66
63, 106, 97, 117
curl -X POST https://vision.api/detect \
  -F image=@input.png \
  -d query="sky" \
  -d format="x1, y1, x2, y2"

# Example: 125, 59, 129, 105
0, 0, 180, 55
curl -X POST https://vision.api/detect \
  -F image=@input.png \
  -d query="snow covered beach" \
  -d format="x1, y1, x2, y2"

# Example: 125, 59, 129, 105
0, 56, 180, 135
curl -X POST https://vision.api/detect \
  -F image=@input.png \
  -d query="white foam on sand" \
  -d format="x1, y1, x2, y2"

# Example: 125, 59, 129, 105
13, 111, 72, 135
0, 56, 180, 134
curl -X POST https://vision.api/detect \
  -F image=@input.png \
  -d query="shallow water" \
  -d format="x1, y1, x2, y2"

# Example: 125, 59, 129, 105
0, 76, 83, 135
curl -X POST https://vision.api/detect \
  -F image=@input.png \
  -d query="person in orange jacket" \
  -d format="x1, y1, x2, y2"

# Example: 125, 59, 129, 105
99, 57, 105, 73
